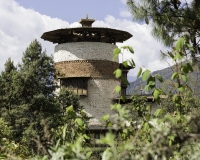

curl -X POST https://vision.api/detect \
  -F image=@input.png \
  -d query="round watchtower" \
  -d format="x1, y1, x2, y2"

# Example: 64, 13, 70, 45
41, 16, 132, 126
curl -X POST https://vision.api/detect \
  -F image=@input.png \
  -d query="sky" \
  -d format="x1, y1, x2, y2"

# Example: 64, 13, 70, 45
0, 0, 170, 82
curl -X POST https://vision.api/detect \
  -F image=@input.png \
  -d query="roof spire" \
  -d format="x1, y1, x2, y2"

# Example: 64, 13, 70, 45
79, 15, 95, 27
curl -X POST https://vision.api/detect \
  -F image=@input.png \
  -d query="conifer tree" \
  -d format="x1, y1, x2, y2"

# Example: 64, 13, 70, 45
0, 40, 86, 156
3, 40, 60, 154
0, 58, 17, 109
20, 40, 60, 152
0, 58, 17, 128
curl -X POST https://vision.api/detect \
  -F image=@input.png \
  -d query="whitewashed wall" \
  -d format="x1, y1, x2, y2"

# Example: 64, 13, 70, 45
54, 42, 118, 62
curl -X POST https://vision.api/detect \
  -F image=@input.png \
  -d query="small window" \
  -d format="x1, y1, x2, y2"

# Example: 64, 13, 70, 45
95, 133, 100, 139
61, 78, 88, 96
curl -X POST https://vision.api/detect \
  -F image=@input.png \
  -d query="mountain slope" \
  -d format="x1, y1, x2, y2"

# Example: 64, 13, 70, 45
127, 62, 200, 95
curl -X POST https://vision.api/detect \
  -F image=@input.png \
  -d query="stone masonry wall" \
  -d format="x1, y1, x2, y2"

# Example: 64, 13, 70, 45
54, 42, 120, 124
54, 42, 118, 62
80, 78, 120, 120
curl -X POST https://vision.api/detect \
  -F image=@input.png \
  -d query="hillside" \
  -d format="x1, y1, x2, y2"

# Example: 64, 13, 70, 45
126, 62, 200, 95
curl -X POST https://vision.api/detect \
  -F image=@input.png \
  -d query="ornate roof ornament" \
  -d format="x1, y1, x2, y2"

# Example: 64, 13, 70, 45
79, 14, 95, 27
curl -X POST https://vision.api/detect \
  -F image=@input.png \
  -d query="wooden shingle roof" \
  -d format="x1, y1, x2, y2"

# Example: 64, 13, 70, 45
41, 27, 132, 44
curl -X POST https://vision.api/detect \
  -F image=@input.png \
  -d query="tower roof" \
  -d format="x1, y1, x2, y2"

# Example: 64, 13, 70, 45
41, 17, 132, 44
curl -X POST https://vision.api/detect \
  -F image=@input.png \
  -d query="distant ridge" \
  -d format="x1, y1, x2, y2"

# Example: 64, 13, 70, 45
126, 61, 200, 95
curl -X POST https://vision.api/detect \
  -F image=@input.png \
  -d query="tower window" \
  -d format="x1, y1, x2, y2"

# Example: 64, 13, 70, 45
94, 133, 100, 139
61, 78, 88, 96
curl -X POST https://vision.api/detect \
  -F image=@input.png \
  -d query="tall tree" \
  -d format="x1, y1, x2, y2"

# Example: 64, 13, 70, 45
3, 40, 60, 154
19, 40, 59, 153
126, 0, 200, 56
0, 58, 17, 127
0, 40, 87, 157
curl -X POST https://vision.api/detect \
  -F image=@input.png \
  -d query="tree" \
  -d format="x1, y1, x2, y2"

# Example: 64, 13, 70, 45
0, 58, 18, 139
0, 58, 17, 113
57, 88, 83, 113
126, 0, 200, 56
0, 40, 89, 158
16, 40, 60, 154
0, 40, 60, 155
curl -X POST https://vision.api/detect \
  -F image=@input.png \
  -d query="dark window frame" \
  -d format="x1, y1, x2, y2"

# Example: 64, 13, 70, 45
94, 133, 100, 139
60, 78, 88, 96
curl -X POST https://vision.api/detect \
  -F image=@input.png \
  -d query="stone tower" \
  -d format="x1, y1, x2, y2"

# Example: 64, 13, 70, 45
41, 16, 132, 128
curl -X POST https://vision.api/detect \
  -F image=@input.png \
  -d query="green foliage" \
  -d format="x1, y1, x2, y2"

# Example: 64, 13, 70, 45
128, 95, 151, 121
171, 72, 178, 80
142, 69, 150, 81
153, 89, 160, 99
113, 46, 134, 66
126, 0, 200, 53
156, 74, 163, 83
175, 37, 185, 51
0, 118, 31, 159
113, 69, 122, 78
99, 100, 200, 159
114, 85, 121, 93
137, 67, 142, 78
49, 105, 90, 160
121, 46, 134, 53
8, 40, 60, 155
0, 58, 17, 121
57, 88, 82, 112
0, 40, 86, 158
0, 118, 12, 145
138, 38, 195, 107
113, 48, 121, 60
